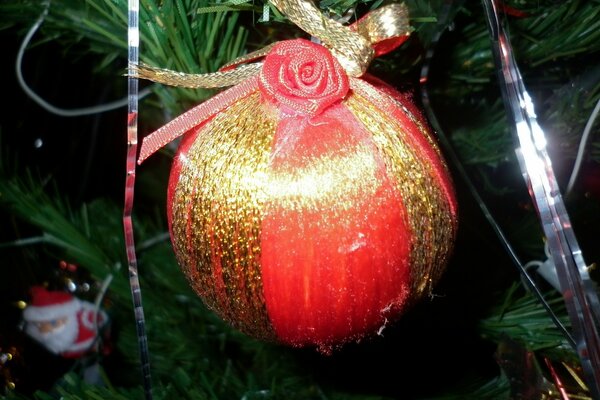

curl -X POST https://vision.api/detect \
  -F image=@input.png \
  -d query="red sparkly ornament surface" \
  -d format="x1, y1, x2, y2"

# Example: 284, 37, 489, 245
165, 39, 457, 349
260, 103, 411, 346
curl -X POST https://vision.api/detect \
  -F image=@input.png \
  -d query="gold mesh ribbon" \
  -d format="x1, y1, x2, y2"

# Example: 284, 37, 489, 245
133, 62, 263, 88
353, 3, 411, 55
131, 1, 411, 86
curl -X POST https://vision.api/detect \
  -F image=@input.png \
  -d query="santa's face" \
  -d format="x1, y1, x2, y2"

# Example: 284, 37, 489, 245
33, 318, 67, 333
25, 314, 79, 355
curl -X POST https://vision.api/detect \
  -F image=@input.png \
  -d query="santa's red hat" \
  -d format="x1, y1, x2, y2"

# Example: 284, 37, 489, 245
23, 286, 80, 322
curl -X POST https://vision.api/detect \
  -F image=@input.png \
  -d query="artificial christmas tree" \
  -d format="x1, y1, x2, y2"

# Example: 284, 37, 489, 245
1, 0, 598, 398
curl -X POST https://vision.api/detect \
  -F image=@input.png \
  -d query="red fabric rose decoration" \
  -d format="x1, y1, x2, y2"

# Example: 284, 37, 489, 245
259, 39, 349, 116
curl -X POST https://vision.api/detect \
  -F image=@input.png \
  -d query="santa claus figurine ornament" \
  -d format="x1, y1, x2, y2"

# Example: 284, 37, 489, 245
22, 286, 108, 359
134, 0, 458, 351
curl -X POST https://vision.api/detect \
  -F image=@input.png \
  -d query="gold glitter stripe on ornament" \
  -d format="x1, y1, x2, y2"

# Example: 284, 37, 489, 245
171, 93, 278, 340
263, 144, 382, 213
384, 94, 446, 166
345, 94, 455, 298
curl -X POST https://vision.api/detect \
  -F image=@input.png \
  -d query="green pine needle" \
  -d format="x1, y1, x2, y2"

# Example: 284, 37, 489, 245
479, 284, 574, 359
1, 0, 249, 117
0, 174, 115, 275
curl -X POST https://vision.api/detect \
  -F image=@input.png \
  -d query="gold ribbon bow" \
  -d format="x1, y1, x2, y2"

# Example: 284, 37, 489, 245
133, 1, 411, 87
134, 0, 412, 163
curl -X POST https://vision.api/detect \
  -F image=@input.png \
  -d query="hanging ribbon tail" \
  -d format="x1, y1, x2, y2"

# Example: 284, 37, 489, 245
131, 62, 262, 89
137, 76, 260, 164
350, 3, 412, 57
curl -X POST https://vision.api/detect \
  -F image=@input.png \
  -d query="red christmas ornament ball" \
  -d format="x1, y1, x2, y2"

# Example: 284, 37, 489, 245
166, 39, 458, 350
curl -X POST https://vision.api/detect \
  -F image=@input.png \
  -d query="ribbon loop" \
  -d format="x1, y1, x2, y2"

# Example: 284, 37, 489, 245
353, 3, 411, 57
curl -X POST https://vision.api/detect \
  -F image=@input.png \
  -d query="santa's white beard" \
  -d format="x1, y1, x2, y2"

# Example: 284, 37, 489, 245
25, 313, 79, 355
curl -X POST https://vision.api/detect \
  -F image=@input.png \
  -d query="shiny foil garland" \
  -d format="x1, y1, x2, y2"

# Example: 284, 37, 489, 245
480, 0, 600, 394
136, 2, 458, 348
